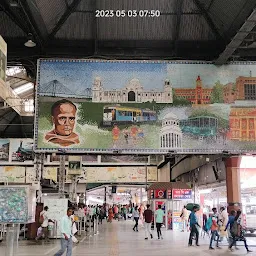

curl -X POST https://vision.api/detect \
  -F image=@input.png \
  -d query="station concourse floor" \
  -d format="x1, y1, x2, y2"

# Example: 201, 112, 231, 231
2, 220, 256, 256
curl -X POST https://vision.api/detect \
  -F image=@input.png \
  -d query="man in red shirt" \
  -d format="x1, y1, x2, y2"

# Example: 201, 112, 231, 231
143, 204, 153, 240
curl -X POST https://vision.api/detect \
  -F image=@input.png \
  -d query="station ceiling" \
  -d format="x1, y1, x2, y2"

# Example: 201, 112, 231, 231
0, 0, 256, 79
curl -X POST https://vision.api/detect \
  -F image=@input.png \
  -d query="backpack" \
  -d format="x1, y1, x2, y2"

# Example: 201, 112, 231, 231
39, 213, 44, 224
231, 221, 238, 236
204, 217, 212, 232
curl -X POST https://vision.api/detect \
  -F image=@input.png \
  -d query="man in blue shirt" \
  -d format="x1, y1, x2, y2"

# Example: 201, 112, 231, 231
188, 206, 200, 246
55, 207, 73, 256
225, 210, 237, 249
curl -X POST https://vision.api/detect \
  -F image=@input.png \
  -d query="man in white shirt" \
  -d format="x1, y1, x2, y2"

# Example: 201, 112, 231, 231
180, 205, 189, 232
36, 206, 50, 241
54, 207, 73, 256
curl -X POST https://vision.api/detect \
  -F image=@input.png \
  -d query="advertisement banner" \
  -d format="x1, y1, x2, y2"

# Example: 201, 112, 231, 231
10, 139, 33, 162
35, 59, 256, 153
86, 166, 157, 183
0, 139, 9, 162
172, 189, 192, 200
68, 155, 82, 175
0, 166, 25, 183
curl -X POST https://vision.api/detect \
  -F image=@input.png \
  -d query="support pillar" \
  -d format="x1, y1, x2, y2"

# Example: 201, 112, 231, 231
5, 224, 19, 256
225, 156, 242, 213
104, 186, 107, 205
59, 155, 66, 198
71, 175, 78, 202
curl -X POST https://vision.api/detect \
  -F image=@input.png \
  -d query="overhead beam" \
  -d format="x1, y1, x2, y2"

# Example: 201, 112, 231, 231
174, 0, 184, 54
0, 1, 29, 35
49, 0, 83, 39
0, 111, 17, 136
0, 80, 22, 115
215, 8, 256, 65
174, 0, 184, 41
193, 0, 223, 41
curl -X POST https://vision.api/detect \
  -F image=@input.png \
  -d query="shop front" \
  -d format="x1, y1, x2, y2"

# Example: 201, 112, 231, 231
148, 182, 192, 230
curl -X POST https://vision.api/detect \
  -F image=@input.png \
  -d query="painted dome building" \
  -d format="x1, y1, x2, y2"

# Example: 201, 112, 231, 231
160, 112, 182, 149
92, 77, 173, 103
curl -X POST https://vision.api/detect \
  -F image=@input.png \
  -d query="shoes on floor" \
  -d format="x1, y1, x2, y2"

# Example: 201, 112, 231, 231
196, 244, 200, 246
209, 247, 214, 250
150, 234, 153, 239
229, 248, 234, 252
247, 250, 253, 253
145, 238, 148, 240
188, 244, 192, 247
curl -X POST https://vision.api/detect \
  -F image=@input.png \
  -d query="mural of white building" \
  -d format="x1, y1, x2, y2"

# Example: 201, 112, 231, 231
160, 113, 182, 149
92, 77, 173, 103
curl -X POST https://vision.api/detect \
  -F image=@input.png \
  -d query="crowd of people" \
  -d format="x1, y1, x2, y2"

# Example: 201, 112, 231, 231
35, 203, 253, 255
188, 205, 252, 252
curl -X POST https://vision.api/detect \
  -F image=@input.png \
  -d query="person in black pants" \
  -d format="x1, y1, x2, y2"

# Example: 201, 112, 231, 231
229, 210, 252, 253
188, 206, 200, 246
132, 206, 140, 232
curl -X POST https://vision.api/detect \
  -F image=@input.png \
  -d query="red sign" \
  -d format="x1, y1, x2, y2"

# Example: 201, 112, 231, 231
154, 189, 166, 199
172, 189, 192, 199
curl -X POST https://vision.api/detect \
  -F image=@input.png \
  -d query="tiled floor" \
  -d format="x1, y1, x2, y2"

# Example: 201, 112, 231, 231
1, 220, 256, 256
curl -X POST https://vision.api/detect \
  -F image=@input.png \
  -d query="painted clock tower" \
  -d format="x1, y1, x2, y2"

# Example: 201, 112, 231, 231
195, 75, 203, 104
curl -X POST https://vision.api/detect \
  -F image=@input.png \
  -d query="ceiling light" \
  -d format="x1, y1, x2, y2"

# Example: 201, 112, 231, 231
24, 33, 36, 47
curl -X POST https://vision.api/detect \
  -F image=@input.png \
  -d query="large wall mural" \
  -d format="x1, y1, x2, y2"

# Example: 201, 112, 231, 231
35, 59, 256, 153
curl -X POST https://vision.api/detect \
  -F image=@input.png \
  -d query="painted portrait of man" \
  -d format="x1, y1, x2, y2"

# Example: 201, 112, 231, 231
45, 99, 80, 147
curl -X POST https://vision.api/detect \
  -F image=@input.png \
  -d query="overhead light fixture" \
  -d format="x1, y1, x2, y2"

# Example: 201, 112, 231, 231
24, 33, 36, 47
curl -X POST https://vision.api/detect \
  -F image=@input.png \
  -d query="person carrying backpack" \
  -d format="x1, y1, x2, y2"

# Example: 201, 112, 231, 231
209, 208, 220, 250
229, 210, 252, 253
225, 210, 238, 249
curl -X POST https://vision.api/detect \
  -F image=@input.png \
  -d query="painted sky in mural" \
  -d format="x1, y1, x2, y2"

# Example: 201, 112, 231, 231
36, 59, 256, 152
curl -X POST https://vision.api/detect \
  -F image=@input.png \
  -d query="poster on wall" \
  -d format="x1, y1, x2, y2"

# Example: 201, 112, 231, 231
10, 139, 33, 162
68, 156, 81, 175
35, 59, 256, 153
43, 167, 57, 182
0, 166, 25, 183
0, 139, 9, 161
86, 166, 157, 183
26, 167, 36, 183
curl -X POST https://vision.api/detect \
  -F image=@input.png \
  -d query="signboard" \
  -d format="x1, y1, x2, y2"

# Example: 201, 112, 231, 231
172, 211, 183, 230
0, 35, 7, 83
68, 155, 82, 175
154, 189, 166, 199
172, 189, 192, 200
35, 59, 256, 153
86, 166, 157, 183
